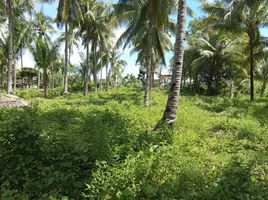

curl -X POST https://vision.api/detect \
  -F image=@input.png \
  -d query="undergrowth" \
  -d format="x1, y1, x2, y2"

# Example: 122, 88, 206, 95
0, 87, 267, 199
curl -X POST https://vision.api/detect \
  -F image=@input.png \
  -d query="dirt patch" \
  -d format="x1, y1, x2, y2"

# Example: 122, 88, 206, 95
0, 94, 28, 107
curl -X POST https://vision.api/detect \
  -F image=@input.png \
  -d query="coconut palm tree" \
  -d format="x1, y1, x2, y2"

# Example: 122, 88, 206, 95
12, 16, 34, 91
203, 0, 268, 101
4, 0, 34, 94
256, 61, 268, 96
32, 11, 54, 89
130, 29, 174, 88
6, 0, 13, 95
56, 0, 83, 95
114, 0, 176, 106
0, 37, 8, 88
109, 50, 127, 87
162, 0, 187, 125
189, 32, 245, 94
29, 38, 59, 97
78, 0, 112, 95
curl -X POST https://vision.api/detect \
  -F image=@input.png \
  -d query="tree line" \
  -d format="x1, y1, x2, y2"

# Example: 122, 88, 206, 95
1, 0, 268, 125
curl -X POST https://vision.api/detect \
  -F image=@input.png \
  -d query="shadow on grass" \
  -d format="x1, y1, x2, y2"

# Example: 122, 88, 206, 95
0, 102, 167, 199
193, 96, 268, 126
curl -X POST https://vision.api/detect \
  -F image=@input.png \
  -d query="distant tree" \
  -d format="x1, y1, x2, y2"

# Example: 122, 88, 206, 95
78, 0, 112, 95
203, 0, 268, 101
114, 0, 176, 106
29, 38, 59, 97
18, 68, 38, 88
122, 74, 139, 87
56, 0, 83, 95
256, 61, 268, 96
3, 0, 34, 94
189, 32, 244, 95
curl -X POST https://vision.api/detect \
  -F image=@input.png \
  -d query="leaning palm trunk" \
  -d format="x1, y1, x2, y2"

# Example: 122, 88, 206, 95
63, 21, 69, 95
162, 0, 187, 125
7, 0, 13, 95
144, 20, 153, 107
83, 43, 89, 96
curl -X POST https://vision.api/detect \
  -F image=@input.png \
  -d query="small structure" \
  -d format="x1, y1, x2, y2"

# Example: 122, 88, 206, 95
261, 37, 268, 49
159, 72, 172, 85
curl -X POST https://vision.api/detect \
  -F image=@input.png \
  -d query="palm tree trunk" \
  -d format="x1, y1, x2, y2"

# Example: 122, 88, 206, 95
105, 64, 108, 91
20, 49, 25, 88
20, 49, 23, 69
159, 65, 162, 87
162, 0, 187, 125
63, 21, 69, 95
94, 72, 97, 93
249, 34, 254, 101
93, 47, 98, 93
111, 61, 115, 87
83, 42, 89, 96
37, 66, 41, 89
43, 68, 48, 98
0, 67, 3, 87
100, 61, 103, 92
7, 0, 13, 95
13, 62, 16, 92
260, 80, 267, 97
144, 20, 153, 107
151, 69, 154, 88
51, 63, 55, 88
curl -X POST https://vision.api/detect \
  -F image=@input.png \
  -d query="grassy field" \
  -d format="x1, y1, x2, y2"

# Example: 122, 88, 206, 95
1, 87, 268, 199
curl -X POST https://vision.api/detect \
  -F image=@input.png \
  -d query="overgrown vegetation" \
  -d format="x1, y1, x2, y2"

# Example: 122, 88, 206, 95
1, 88, 267, 199
1, 0, 268, 199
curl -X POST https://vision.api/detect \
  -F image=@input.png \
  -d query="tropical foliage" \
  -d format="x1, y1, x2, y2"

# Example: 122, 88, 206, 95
0, 0, 268, 199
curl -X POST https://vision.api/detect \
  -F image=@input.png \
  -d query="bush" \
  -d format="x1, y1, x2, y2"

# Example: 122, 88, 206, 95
1, 88, 267, 199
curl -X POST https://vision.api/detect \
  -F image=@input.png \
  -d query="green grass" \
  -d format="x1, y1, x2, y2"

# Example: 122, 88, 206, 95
1, 87, 268, 199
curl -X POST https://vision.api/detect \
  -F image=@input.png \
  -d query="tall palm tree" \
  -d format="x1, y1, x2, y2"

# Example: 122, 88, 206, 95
162, 0, 187, 125
29, 38, 59, 97
189, 32, 245, 94
115, 0, 176, 106
0, 37, 8, 89
4, 0, 34, 94
12, 15, 34, 91
203, 0, 268, 101
109, 49, 127, 87
32, 11, 54, 89
78, 0, 112, 95
6, 0, 13, 95
56, 0, 83, 95
130, 29, 174, 88
256, 61, 268, 96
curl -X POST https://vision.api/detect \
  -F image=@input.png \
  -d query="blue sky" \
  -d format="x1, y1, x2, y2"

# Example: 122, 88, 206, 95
23, 0, 268, 76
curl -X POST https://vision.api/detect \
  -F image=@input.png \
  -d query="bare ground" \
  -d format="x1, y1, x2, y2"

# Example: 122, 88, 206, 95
0, 94, 28, 107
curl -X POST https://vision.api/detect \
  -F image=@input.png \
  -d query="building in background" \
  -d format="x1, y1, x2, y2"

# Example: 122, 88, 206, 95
261, 37, 268, 49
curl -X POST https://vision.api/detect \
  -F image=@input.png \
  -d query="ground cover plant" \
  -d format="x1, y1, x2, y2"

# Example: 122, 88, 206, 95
0, 88, 267, 199
1, 0, 268, 199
